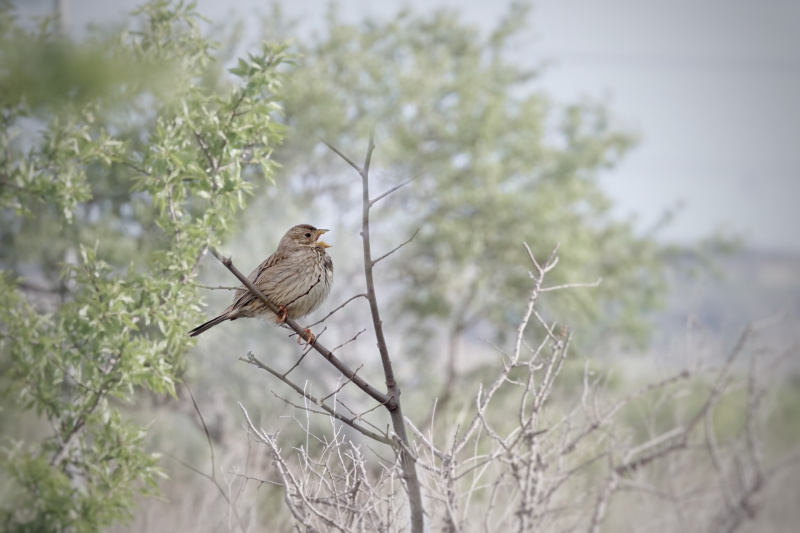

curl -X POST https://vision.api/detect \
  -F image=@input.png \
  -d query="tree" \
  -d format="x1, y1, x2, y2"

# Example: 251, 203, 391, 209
244, 3, 667, 413
0, 1, 287, 529
4, 3, 791, 532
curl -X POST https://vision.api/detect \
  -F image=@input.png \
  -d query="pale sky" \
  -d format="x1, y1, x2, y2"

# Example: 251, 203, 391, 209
17, 0, 800, 253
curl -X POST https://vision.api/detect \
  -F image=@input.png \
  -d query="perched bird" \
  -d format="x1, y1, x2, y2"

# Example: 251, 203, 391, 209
188, 224, 333, 341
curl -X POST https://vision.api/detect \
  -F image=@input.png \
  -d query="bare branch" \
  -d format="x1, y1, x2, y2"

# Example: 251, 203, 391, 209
308, 293, 367, 327
241, 352, 391, 445
208, 247, 393, 409
540, 278, 603, 292
405, 417, 445, 460
370, 178, 414, 207
281, 345, 313, 379
612, 325, 754, 477
336, 398, 391, 435
329, 328, 367, 354
322, 133, 424, 533
451, 243, 560, 455
322, 365, 365, 402
362, 130, 375, 177
171, 383, 248, 532
371, 228, 420, 267
319, 138, 362, 174
588, 469, 618, 533
225, 470, 282, 488
220, 217, 796, 533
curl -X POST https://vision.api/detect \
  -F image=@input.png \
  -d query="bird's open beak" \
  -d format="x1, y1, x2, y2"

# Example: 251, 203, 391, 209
315, 229, 332, 248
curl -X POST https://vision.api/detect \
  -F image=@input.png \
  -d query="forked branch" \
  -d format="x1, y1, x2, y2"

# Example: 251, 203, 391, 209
323, 133, 425, 533
372, 228, 420, 267
240, 352, 391, 444
209, 248, 393, 410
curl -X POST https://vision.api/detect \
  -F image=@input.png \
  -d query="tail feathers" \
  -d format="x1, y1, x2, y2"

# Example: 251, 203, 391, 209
188, 314, 230, 337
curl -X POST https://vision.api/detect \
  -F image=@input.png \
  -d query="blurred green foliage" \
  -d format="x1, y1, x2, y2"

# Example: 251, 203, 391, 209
0, 0, 287, 529
261, 3, 667, 354
0, 0, 756, 529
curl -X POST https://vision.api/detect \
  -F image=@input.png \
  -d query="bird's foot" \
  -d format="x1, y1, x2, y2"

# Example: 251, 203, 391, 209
297, 328, 316, 346
276, 306, 288, 324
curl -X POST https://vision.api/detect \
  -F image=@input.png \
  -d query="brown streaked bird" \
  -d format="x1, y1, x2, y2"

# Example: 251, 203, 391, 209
188, 224, 333, 341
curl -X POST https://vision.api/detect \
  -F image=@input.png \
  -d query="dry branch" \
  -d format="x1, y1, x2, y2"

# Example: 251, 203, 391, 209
209, 247, 394, 410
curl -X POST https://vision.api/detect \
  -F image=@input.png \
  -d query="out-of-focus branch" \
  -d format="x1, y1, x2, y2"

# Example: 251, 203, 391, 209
169, 384, 247, 532
539, 277, 602, 292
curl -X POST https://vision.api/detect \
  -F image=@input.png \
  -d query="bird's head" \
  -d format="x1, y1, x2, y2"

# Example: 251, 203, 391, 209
284, 224, 332, 249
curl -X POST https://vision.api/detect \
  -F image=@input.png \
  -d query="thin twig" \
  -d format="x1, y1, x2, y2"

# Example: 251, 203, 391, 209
372, 228, 420, 266
226, 470, 282, 488
308, 293, 368, 327
241, 352, 391, 444
178, 383, 247, 532
281, 348, 312, 379
330, 329, 367, 354
319, 138, 362, 174
540, 278, 603, 292
322, 365, 365, 402
370, 178, 414, 207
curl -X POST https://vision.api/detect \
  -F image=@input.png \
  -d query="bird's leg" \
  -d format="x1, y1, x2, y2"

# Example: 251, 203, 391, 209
297, 328, 316, 346
276, 305, 288, 324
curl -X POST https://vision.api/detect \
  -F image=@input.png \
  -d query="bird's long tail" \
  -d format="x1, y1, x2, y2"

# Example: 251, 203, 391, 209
188, 313, 230, 337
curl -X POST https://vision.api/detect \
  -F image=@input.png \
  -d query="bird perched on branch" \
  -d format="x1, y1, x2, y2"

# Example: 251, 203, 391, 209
188, 224, 333, 341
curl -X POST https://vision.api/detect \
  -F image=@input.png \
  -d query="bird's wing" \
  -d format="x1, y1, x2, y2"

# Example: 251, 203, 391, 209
229, 250, 286, 311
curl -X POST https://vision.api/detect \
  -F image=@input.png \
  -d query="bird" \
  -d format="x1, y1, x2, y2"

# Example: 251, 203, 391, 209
188, 224, 333, 342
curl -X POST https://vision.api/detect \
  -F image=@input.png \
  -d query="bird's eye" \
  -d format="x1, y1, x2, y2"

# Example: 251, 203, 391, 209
304, 233, 312, 238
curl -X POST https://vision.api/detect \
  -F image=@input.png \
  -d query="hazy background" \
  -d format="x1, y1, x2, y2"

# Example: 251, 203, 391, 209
19, 0, 800, 254
5, 2, 800, 530
18, 0, 798, 353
